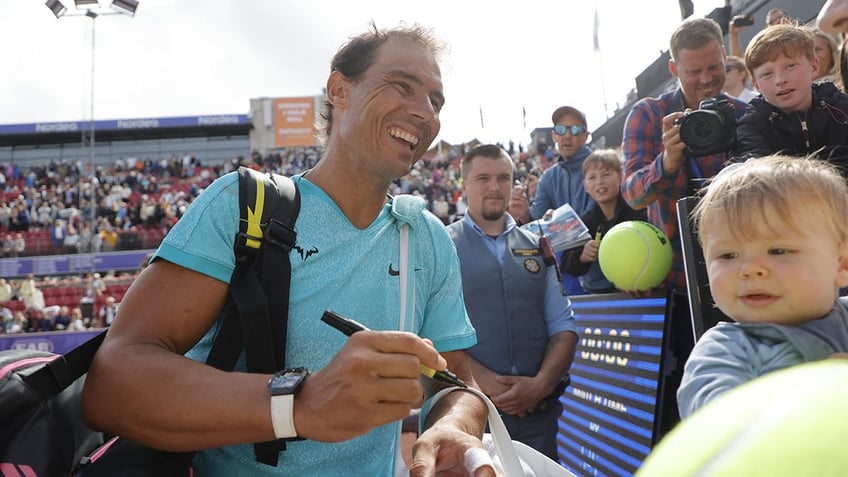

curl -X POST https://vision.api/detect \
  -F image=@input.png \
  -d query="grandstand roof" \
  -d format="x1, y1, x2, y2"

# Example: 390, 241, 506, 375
0, 114, 252, 147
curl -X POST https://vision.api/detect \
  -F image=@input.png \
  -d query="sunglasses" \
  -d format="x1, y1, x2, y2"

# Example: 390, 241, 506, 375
553, 124, 586, 136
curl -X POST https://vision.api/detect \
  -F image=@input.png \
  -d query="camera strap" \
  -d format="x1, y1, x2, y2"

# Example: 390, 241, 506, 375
688, 157, 707, 193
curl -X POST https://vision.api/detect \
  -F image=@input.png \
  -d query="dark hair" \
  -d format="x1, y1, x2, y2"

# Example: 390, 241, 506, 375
460, 144, 512, 179
318, 21, 445, 143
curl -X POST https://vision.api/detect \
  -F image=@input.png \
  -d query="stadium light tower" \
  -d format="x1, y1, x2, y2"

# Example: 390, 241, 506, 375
45, 0, 138, 263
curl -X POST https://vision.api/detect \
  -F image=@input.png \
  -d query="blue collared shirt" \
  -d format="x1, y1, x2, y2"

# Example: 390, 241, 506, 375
462, 213, 575, 337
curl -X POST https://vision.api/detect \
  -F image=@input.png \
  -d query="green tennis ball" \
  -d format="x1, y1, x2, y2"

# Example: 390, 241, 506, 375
636, 360, 848, 476
597, 220, 672, 291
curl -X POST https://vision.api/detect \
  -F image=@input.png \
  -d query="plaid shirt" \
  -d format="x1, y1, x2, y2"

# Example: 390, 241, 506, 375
622, 88, 747, 291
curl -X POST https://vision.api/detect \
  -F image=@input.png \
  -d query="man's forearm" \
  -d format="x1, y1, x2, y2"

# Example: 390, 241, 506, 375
536, 331, 578, 393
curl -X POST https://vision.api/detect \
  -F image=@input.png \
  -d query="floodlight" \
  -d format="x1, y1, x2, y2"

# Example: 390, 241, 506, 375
74, 0, 99, 7
110, 0, 138, 16
46, 0, 67, 18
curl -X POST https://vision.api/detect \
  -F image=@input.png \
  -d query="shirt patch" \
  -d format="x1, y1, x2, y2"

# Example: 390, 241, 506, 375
524, 258, 541, 274
512, 248, 541, 257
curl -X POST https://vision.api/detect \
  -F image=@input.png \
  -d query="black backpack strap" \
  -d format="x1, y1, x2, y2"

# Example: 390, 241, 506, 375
206, 166, 300, 466
22, 330, 107, 400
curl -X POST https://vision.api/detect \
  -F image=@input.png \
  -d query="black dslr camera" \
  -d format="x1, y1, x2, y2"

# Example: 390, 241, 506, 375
675, 94, 737, 156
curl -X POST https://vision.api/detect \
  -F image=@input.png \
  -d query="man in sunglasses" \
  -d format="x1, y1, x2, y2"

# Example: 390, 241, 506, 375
522, 106, 595, 224
621, 17, 747, 293
508, 105, 594, 296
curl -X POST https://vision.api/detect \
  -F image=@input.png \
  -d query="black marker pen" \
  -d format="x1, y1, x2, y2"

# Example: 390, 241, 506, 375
321, 309, 468, 388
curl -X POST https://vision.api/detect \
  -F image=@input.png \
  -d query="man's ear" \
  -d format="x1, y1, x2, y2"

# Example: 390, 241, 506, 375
836, 242, 848, 288
326, 70, 348, 109
669, 58, 679, 78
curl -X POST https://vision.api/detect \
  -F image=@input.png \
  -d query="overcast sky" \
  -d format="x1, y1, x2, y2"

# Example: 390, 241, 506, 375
2, 0, 725, 146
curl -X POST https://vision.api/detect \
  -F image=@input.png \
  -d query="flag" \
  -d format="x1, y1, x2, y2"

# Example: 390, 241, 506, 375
593, 7, 600, 53
522, 105, 527, 129
479, 105, 484, 129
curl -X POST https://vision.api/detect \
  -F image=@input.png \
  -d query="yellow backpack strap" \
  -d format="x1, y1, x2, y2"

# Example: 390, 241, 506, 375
236, 167, 270, 254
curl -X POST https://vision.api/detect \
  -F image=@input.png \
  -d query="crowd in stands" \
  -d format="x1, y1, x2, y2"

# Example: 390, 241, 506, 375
0, 141, 558, 335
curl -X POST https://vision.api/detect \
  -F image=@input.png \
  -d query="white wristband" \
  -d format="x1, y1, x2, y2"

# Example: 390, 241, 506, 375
270, 394, 297, 439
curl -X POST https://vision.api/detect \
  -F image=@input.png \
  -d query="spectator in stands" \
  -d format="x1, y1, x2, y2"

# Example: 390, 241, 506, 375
84, 23, 494, 477
1, 306, 13, 333
525, 169, 540, 206
70, 307, 88, 331
88, 273, 106, 299
431, 193, 450, 225
562, 149, 647, 293
677, 156, 848, 419
39, 306, 58, 332
10, 201, 29, 232
1, 234, 12, 258
18, 274, 43, 311
51, 219, 66, 252
0, 201, 10, 230
813, 29, 840, 84
448, 144, 577, 460
0, 278, 12, 303
723, 55, 758, 102
7, 311, 27, 334
732, 25, 848, 173
99, 225, 119, 252
98, 296, 119, 327
54, 306, 72, 331
622, 17, 748, 292
12, 232, 25, 257
729, 8, 793, 58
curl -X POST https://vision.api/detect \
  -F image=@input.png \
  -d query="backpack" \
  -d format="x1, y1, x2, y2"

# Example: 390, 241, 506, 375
0, 167, 300, 477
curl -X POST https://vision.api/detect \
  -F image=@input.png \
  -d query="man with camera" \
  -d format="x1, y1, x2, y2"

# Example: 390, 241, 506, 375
622, 17, 748, 292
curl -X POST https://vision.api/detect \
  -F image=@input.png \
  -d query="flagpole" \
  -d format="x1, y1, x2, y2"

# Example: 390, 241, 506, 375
594, 7, 610, 119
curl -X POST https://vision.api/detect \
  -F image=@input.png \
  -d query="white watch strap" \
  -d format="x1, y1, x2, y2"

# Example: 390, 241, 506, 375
270, 394, 297, 439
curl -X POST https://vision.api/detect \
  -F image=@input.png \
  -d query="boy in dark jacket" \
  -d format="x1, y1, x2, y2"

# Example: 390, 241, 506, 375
733, 25, 848, 173
561, 149, 646, 294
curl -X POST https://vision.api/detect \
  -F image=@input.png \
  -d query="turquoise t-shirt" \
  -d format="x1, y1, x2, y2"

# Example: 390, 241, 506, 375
154, 171, 476, 476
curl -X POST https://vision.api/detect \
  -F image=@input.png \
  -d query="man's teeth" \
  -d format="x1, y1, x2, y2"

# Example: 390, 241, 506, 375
390, 129, 419, 146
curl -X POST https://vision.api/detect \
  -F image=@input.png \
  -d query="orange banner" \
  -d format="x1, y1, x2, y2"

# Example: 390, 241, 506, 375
274, 97, 316, 147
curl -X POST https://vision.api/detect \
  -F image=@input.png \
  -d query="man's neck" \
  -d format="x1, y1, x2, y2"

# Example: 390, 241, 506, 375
468, 210, 506, 237
305, 150, 392, 230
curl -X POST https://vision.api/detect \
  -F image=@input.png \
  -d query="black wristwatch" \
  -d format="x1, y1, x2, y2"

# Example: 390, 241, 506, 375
269, 367, 310, 396
268, 367, 309, 439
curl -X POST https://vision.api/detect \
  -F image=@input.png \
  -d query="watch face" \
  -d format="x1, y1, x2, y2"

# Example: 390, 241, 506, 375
269, 367, 308, 395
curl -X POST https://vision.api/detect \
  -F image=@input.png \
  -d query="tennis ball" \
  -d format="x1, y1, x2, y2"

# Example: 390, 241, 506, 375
597, 220, 672, 291
636, 360, 848, 476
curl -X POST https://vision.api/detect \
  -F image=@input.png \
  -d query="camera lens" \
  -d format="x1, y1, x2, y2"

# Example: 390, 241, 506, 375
679, 111, 723, 150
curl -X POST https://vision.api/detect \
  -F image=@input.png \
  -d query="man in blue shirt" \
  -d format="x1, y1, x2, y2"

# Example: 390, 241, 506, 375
448, 144, 578, 461
84, 24, 494, 477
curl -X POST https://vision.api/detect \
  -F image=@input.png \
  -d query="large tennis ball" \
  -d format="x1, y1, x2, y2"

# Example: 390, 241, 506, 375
636, 360, 848, 476
597, 220, 672, 291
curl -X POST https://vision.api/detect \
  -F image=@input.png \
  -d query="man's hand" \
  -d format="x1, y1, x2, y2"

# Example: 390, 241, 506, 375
507, 184, 530, 225
294, 331, 445, 443
729, 15, 751, 35
661, 111, 688, 174
490, 375, 548, 417
410, 426, 498, 477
